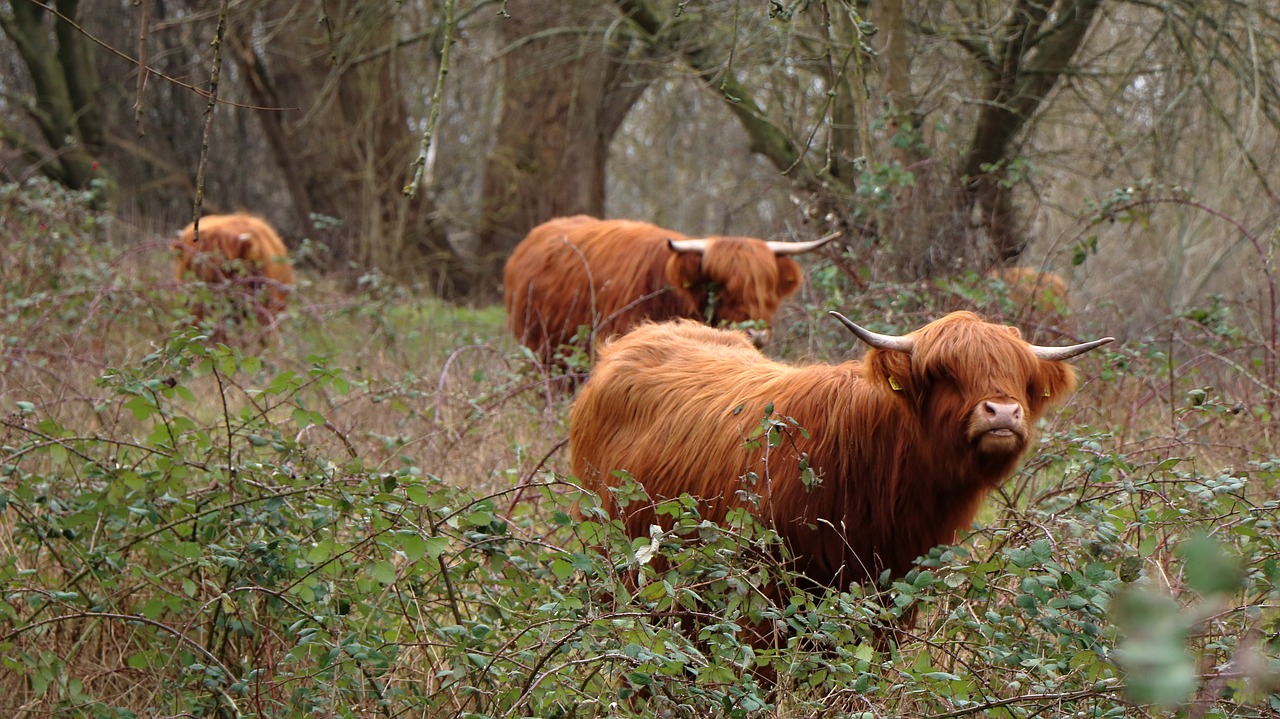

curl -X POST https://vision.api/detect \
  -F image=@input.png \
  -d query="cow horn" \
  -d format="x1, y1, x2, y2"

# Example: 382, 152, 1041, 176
829, 312, 915, 352
667, 238, 711, 254
766, 231, 843, 255
1029, 336, 1115, 361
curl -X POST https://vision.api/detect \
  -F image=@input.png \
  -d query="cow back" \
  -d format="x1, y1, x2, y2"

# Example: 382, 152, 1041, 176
504, 217, 703, 365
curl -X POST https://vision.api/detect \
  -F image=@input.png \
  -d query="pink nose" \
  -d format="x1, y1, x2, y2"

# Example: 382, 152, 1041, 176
982, 400, 1023, 424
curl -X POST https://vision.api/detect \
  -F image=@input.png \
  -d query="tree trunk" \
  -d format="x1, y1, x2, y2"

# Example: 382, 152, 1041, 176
613, 0, 1106, 278
958, 0, 1106, 265
474, 0, 653, 298
0, 0, 111, 202
230, 3, 459, 288
872, 0, 963, 276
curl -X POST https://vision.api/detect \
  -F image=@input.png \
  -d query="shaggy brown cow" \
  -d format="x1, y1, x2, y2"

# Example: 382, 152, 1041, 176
503, 216, 838, 368
570, 311, 1112, 594
173, 213, 295, 336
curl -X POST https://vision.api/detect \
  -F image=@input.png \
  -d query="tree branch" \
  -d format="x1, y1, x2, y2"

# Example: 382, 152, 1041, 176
612, 0, 828, 191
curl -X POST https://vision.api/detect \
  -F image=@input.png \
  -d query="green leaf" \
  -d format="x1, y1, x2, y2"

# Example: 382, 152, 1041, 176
637, 581, 668, 601
369, 560, 397, 585
551, 558, 574, 581
266, 371, 298, 394
462, 510, 493, 527
174, 542, 202, 559
124, 395, 156, 420
404, 484, 430, 505
293, 408, 315, 429
126, 653, 152, 670
394, 532, 427, 562
422, 536, 449, 559
139, 598, 167, 620
307, 541, 336, 564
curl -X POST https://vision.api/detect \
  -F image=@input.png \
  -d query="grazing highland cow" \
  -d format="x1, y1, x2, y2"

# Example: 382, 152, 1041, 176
173, 213, 294, 338
571, 312, 1112, 594
503, 216, 838, 368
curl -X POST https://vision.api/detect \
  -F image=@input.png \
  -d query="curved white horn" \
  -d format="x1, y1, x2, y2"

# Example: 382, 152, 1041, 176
1030, 336, 1115, 361
766, 231, 843, 255
829, 312, 915, 352
667, 238, 711, 254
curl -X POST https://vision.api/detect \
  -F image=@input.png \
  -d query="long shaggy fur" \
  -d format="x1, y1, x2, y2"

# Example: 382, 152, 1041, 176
174, 213, 295, 331
503, 216, 806, 365
570, 312, 1081, 590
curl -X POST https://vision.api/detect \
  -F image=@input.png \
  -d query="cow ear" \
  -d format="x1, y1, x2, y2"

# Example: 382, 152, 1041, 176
776, 256, 803, 298
865, 347, 915, 396
1035, 360, 1077, 406
666, 251, 703, 289
174, 226, 197, 250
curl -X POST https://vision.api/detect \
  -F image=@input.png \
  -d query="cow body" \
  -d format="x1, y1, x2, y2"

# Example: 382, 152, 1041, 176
174, 213, 295, 335
570, 312, 1110, 590
503, 216, 834, 368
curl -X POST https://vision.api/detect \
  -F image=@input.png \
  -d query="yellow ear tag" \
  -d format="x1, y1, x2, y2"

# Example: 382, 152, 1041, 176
888, 376, 903, 392
1043, 386, 1052, 397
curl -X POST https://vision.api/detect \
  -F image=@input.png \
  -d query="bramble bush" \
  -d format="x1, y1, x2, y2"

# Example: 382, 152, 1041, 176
2, 179, 1280, 717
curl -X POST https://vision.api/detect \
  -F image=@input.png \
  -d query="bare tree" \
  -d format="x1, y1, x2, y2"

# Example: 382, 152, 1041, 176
229, 2, 459, 283
4, 0, 1277, 320
611, 0, 1108, 275
949, 0, 1107, 265
0, 0, 111, 201
472, 0, 656, 296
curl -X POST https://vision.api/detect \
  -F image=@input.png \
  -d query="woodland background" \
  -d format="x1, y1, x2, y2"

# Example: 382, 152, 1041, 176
1, 0, 1277, 322
3, 1, 1280, 718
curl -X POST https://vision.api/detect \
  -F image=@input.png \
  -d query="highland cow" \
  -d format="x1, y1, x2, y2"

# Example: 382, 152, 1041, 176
504, 216, 838, 369
570, 312, 1112, 593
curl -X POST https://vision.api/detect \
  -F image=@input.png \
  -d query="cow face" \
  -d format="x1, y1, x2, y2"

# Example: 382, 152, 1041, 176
853, 311, 1095, 461
174, 223, 253, 283
666, 238, 804, 347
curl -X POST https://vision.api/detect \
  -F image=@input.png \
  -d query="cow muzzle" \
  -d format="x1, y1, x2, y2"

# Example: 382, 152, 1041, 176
969, 400, 1027, 453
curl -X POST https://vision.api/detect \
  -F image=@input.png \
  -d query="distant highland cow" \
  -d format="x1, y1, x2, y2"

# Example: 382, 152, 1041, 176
503, 216, 838, 370
173, 213, 294, 339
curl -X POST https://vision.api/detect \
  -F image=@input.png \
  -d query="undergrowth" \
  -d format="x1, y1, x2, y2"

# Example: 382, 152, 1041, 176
2, 179, 1279, 717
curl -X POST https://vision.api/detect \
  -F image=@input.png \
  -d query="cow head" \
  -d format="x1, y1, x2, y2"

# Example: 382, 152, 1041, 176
666, 232, 839, 346
174, 222, 254, 283
832, 310, 1112, 464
